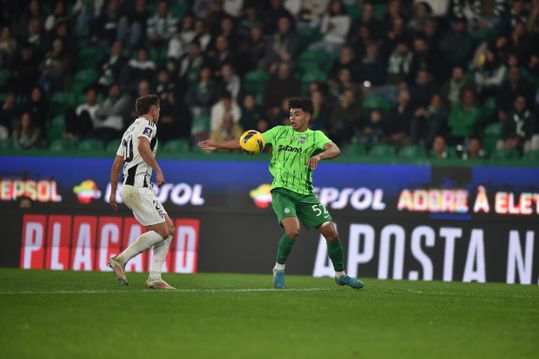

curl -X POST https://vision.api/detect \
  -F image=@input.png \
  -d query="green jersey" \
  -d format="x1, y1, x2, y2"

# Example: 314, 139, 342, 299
262, 125, 332, 195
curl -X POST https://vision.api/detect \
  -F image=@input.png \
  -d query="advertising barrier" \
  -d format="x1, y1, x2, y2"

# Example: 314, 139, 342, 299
1, 155, 538, 284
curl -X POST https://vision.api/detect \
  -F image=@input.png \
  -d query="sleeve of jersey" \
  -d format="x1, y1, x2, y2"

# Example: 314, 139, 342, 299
315, 131, 332, 150
262, 126, 280, 145
115, 140, 124, 157
136, 122, 154, 142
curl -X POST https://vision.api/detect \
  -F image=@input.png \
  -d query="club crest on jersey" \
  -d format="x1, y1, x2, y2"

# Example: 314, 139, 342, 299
143, 127, 153, 136
299, 136, 307, 144
290, 135, 296, 140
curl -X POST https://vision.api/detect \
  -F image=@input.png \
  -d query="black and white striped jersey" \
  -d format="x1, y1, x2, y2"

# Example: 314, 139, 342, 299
116, 117, 159, 188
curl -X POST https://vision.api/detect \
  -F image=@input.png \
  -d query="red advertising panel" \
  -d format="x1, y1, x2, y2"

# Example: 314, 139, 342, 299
45, 215, 72, 270
122, 217, 147, 273
20, 215, 47, 269
71, 216, 97, 271
173, 219, 199, 274
96, 217, 123, 272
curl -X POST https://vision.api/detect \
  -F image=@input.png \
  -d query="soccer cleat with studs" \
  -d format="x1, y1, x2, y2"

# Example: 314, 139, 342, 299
273, 269, 286, 289
145, 278, 176, 290
109, 256, 128, 286
335, 275, 364, 289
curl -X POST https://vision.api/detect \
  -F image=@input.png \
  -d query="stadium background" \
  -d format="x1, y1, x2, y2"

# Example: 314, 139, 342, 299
0, 0, 538, 285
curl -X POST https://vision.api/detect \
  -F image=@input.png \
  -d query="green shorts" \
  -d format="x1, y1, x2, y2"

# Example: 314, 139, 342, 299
271, 188, 333, 229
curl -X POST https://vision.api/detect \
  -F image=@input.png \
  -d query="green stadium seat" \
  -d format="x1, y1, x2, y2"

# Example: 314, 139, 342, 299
163, 139, 190, 153
170, 3, 188, 19
374, 4, 388, 19
49, 138, 76, 151
191, 116, 211, 135
301, 70, 327, 84
0, 68, 11, 88
399, 145, 427, 159
49, 115, 65, 129
483, 122, 502, 154
298, 27, 323, 49
369, 144, 396, 158
341, 143, 366, 156
78, 138, 105, 151
490, 148, 520, 161
244, 70, 269, 95
107, 140, 121, 153
46, 126, 65, 142
345, 4, 361, 20
50, 91, 74, 116
522, 149, 539, 162
299, 50, 333, 72
71, 69, 98, 93
77, 48, 104, 69
0, 138, 12, 150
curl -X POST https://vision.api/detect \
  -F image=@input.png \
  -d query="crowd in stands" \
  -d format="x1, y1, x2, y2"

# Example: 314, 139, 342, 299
0, 0, 538, 162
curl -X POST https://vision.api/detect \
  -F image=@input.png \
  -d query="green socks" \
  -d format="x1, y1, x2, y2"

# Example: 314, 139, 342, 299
276, 234, 295, 264
327, 240, 345, 272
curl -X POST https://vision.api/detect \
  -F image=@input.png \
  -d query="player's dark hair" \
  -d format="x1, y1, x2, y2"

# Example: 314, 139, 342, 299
135, 95, 160, 116
288, 96, 314, 115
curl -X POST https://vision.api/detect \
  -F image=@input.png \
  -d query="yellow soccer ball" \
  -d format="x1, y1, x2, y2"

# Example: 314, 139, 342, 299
239, 130, 265, 155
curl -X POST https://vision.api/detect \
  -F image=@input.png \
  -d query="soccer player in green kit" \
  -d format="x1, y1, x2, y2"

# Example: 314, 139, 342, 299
198, 97, 363, 289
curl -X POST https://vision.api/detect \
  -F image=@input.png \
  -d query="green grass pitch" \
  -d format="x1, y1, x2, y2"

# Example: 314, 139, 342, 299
0, 269, 538, 359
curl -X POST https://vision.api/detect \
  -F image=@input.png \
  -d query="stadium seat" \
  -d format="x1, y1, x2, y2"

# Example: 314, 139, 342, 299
170, 3, 188, 19
0, 68, 10, 88
244, 70, 269, 96
298, 27, 323, 49
399, 145, 427, 159
490, 148, 520, 161
50, 91, 73, 116
191, 116, 211, 135
46, 126, 65, 143
78, 138, 105, 151
0, 138, 12, 150
345, 4, 361, 20
301, 70, 327, 84
49, 138, 76, 151
77, 48, 104, 70
341, 143, 366, 156
522, 149, 539, 162
71, 69, 98, 94
163, 139, 190, 153
362, 96, 392, 114
483, 122, 502, 154
106, 140, 121, 153
369, 144, 396, 158
299, 50, 333, 72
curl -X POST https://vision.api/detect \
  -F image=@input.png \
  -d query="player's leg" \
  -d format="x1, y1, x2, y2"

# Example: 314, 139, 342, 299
146, 215, 176, 289
318, 223, 363, 289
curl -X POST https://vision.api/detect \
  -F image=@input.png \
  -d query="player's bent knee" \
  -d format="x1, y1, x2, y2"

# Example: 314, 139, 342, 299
325, 233, 339, 242
286, 228, 300, 239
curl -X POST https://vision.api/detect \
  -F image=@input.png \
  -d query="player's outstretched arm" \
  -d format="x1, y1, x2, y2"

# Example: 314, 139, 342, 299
138, 137, 165, 185
308, 142, 341, 170
198, 139, 241, 152
109, 155, 124, 210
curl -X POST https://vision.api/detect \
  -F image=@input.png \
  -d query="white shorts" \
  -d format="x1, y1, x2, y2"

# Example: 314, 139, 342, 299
121, 185, 167, 226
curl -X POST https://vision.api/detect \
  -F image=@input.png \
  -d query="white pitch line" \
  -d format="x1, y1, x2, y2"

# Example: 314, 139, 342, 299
0, 288, 339, 295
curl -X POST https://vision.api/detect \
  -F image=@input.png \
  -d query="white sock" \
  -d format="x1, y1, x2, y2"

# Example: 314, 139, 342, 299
336, 271, 346, 278
117, 231, 164, 265
274, 263, 285, 271
149, 235, 172, 280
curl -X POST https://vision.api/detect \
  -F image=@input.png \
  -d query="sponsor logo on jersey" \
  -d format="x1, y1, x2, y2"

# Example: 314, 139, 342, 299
278, 144, 303, 153
299, 136, 307, 144
73, 180, 101, 204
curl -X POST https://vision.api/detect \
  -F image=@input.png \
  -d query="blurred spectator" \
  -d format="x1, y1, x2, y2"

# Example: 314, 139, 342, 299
0, 26, 16, 67
237, 23, 267, 72
25, 86, 48, 131
223, 0, 244, 18
438, 17, 474, 72
155, 69, 176, 101
240, 93, 265, 131
264, 61, 301, 118
309, 0, 350, 54
65, 87, 98, 140
210, 91, 242, 141
98, 40, 127, 91
384, 0, 406, 30
12, 112, 42, 149
330, 46, 359, 82
270, 98, 291, 127
168, 12, 196, 60
382, 16, 410, 57
206, 0, 228, 37
411, 69, 436, 108
357, 108, 385, 146
310, 90, 331, 131
409, 1, 433, 33
16, 0, 44, 39
441, 66, 473, 107
448, 88, 482, 142
0, 91, 19, 134
177, 41, 205, 84
430, 135, 449, 158
349, 24, 374, 58
146, 0, 178, 47
238, 5, 262, 36
217, 63, 241, 102
328, 89, 360, 145
474, 47, 507, 99
192, 19, 212, 52
137, 80, 151, 97
218, 16, 239, 49
90, 0, 122, 48
409, 36, 442, 82
262, 16, 299, 72
462, 135, 487, 159
502, 0, 529, 34
418, 0, 450, 17
358, 42, 387, 87
44, 1, 68, 33
158, 91, 192, 142
207, 35, 235, 75
295, 0, 329, 28
27, 18, 47, 56
121, 47, 156, 92
497, 65, 535, 113
264, 0, 295, 34
349, 2, 382, 41
38, 38, 72, 96
386, 89, 414, 146
502, 95, 537, 151
118, 0, 149, 48
386, 41, 413, 84
92, 84, 131, 143
185, 66, 217, 118
410, 93, 448, 145
329, 68, 358, 101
